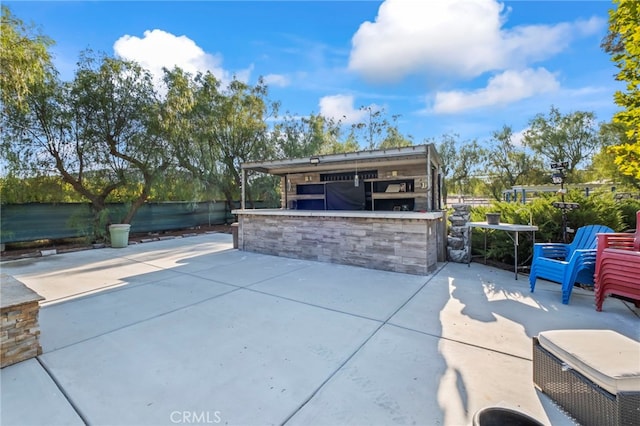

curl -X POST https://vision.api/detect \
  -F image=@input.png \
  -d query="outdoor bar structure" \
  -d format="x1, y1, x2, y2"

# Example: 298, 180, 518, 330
233, 145, 446, 275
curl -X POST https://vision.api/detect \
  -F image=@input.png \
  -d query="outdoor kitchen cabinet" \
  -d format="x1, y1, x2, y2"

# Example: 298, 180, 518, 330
290, 176, 429, 212
290, 183, 326, 210
367, 176, 429, 211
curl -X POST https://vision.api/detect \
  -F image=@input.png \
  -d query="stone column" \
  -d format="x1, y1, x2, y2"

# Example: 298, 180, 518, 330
447, 204, 471, 262
1, 274, 44, 368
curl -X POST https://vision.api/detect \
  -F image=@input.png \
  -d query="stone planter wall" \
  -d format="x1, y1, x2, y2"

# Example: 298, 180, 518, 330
1, 274, 44, 368
447, 204, 471, 263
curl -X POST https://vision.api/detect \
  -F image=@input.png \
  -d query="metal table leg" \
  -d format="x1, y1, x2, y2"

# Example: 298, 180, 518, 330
467, 226, 472, 267
483, 228, 488, 264
514, 231, 519, 280
504, 231, 519, 280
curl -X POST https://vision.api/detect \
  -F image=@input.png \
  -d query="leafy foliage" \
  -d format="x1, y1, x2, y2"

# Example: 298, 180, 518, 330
609, 143, 640, 183
163, 70, 278, 209
469, 193, 638, 265
485, 125, 541, 200
4, 6, 638, 251
603, 0, 640, 143
271, 111, 365, 158
451, 139, 485, 196
433, 134, 486, 201
0, 174, 83, 203
2, 50, 170, 240
433, 134, 457, 202
589, 121, 637, 188
271, 113, 337, 158
348, 106, 413, 150
523, 106, 601, 180
0, 6, 55, 111
602, 0, 640, 183
617, 197, 640, 230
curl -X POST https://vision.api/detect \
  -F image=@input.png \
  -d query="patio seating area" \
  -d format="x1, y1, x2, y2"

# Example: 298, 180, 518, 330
1, 233, 638, 425
529, 224, 614, 304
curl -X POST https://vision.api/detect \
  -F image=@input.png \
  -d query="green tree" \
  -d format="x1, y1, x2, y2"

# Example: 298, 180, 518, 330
437, 137, 485, 199
272, 113, 342, 158
457, 140, 486, 197
349, 106, 385, 150
320, 134, 360, 154
273, 111, 359, 158
77, 54, 172, 224
522, 106, 600, 180
378, 120, 413, 149
602, 0, 640, 143
432, 133, 458, 203
609, 143, 640, 183
348, 106, 412, 150
0, 6, 55, 111
485, 125, 539, 200
207, 77, 278, 209
591, 121, 639, 188
2, 52, 170, 240
0, 174, 85, 203
167, 71, 278, 210
161, 67, 224, 202
602, 0, 640, 182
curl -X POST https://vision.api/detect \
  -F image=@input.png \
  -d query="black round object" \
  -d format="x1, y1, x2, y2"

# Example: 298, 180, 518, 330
472, 407, 544, 426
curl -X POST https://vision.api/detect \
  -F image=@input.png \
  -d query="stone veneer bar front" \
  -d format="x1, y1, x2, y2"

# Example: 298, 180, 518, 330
1, 274, 44, 368
233, 209, 445, 275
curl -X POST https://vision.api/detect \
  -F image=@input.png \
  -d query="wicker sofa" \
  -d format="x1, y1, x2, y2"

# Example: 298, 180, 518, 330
533, 330, 640, 426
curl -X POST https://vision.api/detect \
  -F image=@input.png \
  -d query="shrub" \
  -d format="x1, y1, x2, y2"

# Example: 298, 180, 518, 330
469, 192, 639, 266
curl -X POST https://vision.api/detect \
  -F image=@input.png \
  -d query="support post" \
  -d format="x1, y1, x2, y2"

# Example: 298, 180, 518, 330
241, 168, 246, 210
427, 148, 433, 211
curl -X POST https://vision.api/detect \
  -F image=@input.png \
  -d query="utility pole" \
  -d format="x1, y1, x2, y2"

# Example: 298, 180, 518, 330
550, 161, 579, 243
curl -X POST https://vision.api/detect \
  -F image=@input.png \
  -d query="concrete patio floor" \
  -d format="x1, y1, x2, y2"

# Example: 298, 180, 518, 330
1, 232, 638, 426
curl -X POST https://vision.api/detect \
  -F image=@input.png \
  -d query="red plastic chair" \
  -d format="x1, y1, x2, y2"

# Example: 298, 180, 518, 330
594, 211, 640, 311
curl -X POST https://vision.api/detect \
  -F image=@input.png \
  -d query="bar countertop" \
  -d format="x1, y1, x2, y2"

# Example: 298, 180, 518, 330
232, 209, 444, 220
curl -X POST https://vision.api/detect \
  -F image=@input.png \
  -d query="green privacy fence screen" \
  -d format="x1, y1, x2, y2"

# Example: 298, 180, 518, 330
0, 202, 239, 243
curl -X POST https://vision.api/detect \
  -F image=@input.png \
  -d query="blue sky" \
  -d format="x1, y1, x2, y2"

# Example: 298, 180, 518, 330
7, 0, 621, 147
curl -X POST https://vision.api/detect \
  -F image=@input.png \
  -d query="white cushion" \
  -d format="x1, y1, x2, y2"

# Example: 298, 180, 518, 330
538, 329, 640, 394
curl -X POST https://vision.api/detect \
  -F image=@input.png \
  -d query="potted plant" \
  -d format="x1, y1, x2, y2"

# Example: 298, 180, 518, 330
106, 204, 132, 248
109, 224, 131, 248
486, 212, 501, 225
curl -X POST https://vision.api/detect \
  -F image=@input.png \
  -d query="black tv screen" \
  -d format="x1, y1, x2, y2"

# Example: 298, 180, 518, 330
325, 181, 366, 210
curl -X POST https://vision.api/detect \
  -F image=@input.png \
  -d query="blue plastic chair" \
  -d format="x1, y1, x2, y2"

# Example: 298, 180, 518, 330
529, 225, 614, 304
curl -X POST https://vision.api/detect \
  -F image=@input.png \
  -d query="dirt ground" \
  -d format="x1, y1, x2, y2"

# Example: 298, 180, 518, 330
1, 224, 232, 261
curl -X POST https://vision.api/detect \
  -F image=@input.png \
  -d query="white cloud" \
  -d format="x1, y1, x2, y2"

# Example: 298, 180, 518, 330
113, 29, 250, 86
511, 127, 529, 147
431, 68, 559, 114
318, 94, 369, 124
263, 74, 290, 88
575, 16, 606, 36
348, 0, 604, 82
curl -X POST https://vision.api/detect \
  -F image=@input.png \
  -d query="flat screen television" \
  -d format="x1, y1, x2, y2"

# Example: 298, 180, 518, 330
325, 181, 366, 210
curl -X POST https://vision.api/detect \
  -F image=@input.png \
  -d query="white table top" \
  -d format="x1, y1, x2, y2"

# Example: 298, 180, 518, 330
467, 222, 538, 232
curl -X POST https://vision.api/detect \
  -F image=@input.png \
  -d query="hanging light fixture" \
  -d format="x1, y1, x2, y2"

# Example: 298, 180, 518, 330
354, 161, 359, 187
